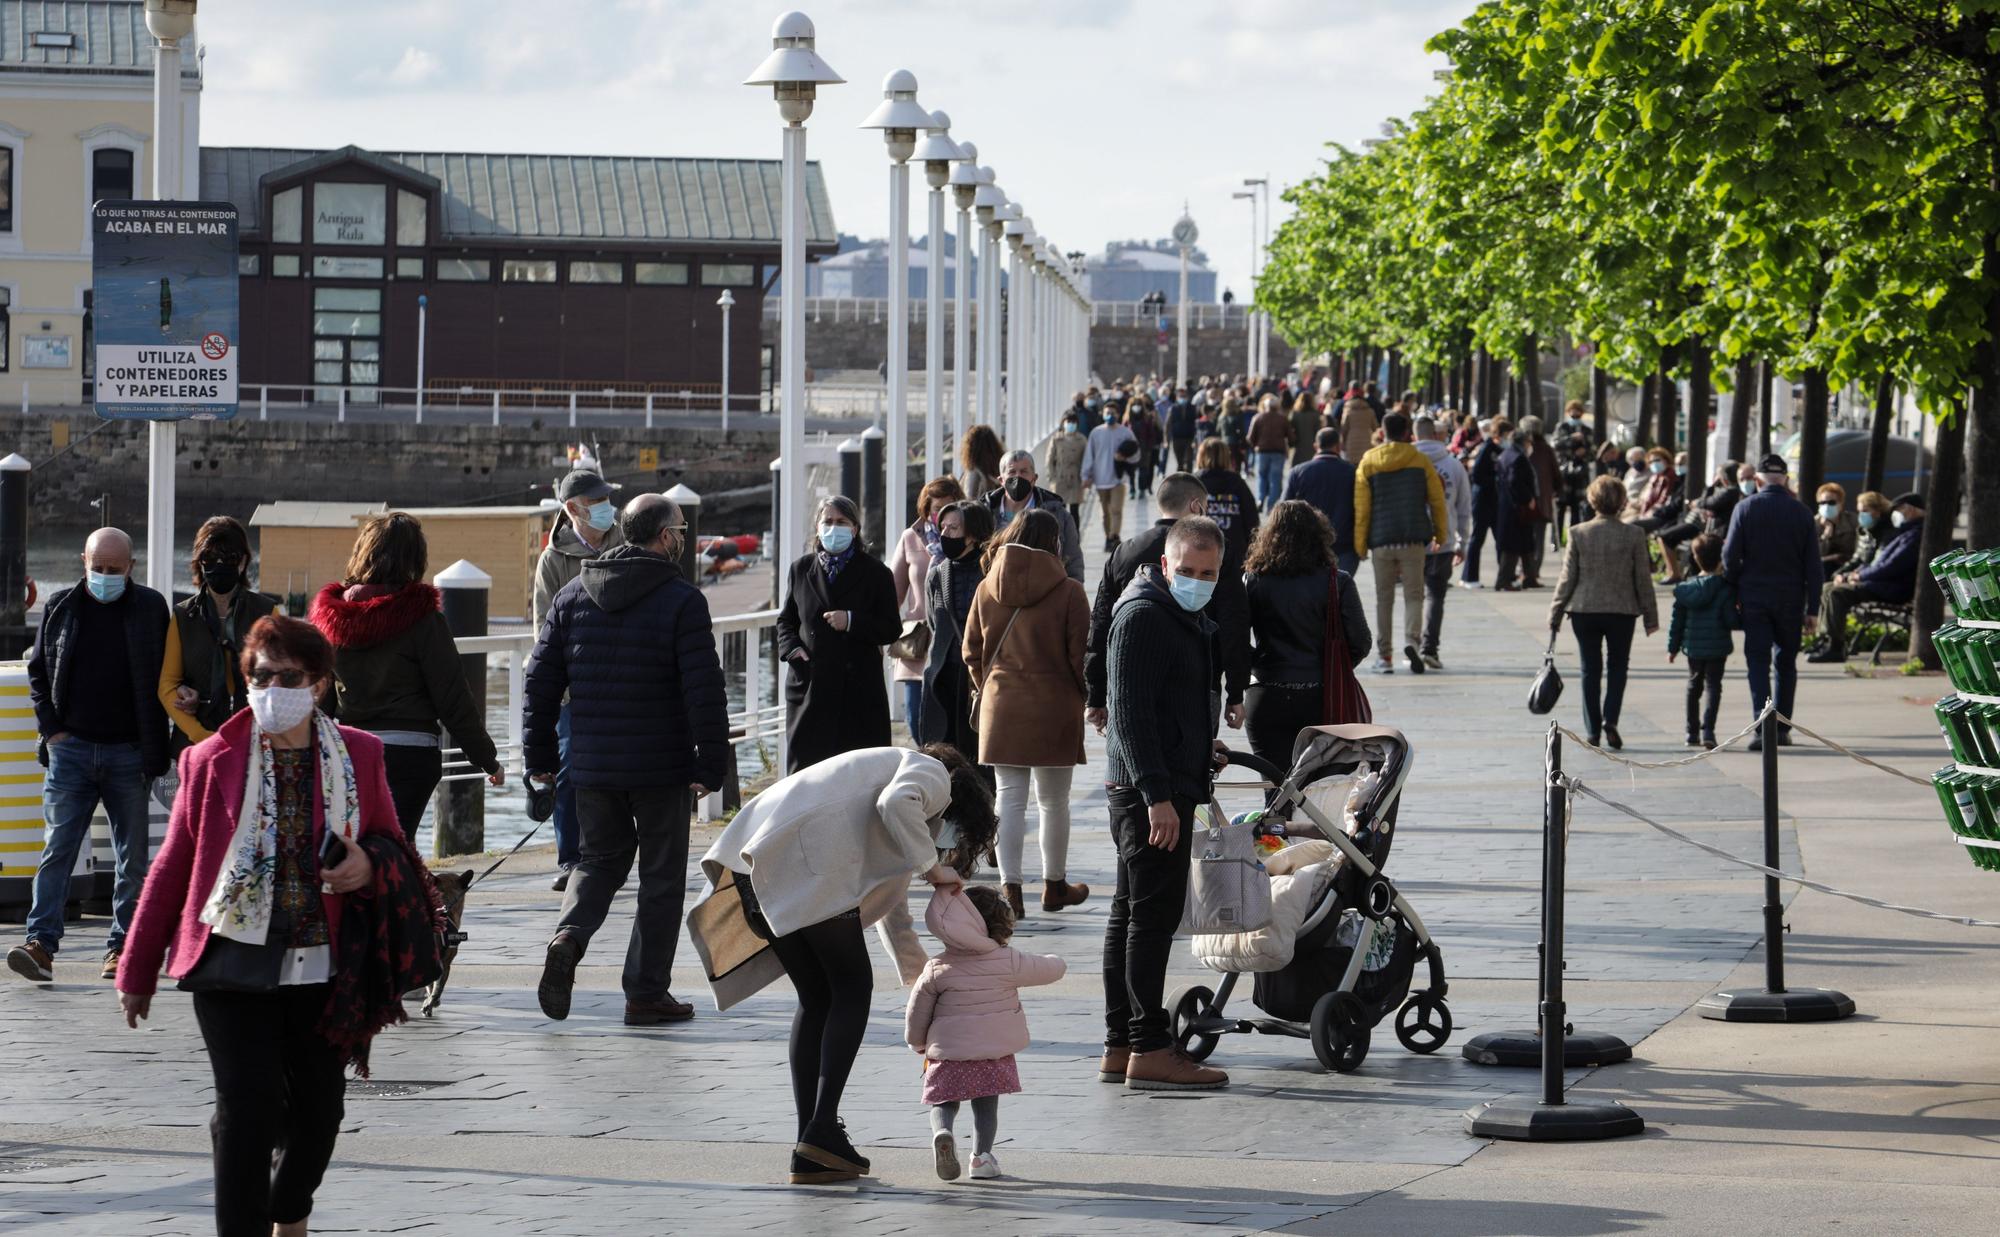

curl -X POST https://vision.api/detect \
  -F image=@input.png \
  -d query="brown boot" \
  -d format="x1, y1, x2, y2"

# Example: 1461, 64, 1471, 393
1004, 883, 1026, 919
1124, 1047, 1229, 1091
624, 995, 695, 1026
1042, 879, 1090, 912
7, 940, 53, 983
1097, 1045, 1130, 1083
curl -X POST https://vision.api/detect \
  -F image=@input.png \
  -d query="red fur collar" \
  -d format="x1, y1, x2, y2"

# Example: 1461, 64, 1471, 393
308, 581, 441, 649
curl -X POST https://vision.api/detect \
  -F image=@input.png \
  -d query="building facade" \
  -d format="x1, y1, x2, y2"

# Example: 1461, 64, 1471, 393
1082, 240, 1216, 305
0, 0, 202, 409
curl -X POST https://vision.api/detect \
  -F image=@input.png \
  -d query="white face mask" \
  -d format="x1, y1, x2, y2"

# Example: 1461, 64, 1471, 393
1891, 510, 1908, 528
249, 684, 317, 733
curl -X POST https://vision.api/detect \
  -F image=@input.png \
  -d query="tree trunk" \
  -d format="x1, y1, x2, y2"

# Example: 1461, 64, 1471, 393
1914, 398, 1967, 668
1591, 357, 1610, 444
1686, 339, 1711, 500
1638, 373, 1658, 448
1481, 347, 1500, 420
1968, 280, 2000, 553
1797, 367, 1830, 505
1757, 358, 1775, 458
1726, 357, 1753, 466
1862, 372, 1895, 497
1520, 332, 1544, 425
1657, 344, 1680, 456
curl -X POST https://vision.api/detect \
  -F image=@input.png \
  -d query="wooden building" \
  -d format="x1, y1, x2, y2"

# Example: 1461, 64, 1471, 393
251, 501, 550, 621
199, 145, 838, 403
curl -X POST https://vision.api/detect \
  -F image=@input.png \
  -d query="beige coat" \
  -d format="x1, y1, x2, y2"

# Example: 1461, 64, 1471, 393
963, 543, 1088, 768
1550, 514, 1660, 629
888, 526, 931, 682
1339, 399, 1378, 466
1045, 431, 1089, 505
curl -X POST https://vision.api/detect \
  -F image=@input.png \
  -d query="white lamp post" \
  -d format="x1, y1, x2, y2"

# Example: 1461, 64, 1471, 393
1172, 210, 1198, 390
716, 288, 735, 431
860, 70, 928, 543
1243, 176, 1270, 376
1232, 189, 1257, 380
143, 0, 195, 596
915, 110, 960, 480
1001, 207, 1029, 442
745, 10, 842, 609
948, 142, 978, 458
973, 171, 1007, 437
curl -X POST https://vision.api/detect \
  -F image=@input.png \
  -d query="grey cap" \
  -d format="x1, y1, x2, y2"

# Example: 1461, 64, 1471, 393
556, 470, 615, 502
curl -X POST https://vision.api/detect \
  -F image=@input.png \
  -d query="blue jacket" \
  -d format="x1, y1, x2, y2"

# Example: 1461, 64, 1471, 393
1856, 518, 1923, 603
1668, 573, 1736, 660
523, 546, 730, 790
1166, 399, 1199, 440
1722, 487, 1825, 616
1281, 453, 1356, 552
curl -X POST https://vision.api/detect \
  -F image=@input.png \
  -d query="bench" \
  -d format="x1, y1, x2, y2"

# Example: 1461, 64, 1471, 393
1849, 600, 1913, 667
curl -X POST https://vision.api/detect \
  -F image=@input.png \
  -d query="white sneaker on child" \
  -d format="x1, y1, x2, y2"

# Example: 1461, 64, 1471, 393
968, 1151, 1001, 1180
932, 1131, 960, 1181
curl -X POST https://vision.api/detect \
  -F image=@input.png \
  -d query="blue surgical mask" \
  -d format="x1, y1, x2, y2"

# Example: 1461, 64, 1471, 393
1650, 461, 1666, 475
1167, 572, 1215, 612
86, 570, 127, 603
584, 500, 616, 532
1740, 480, 1757, 495
818, 524, 854, 554
1818, 502, 1839, 520
1064, 421, 1079, 433
1859, 511, 1877, 530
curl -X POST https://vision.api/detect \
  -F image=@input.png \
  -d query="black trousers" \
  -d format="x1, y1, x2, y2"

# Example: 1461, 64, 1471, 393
1741, 601, 1803, 724
191, 984, 345, 1237
1171, 437, 1196, 473
1103, 786, 1195, 1052
1244, 684, 1320, 780
1461, 513, 1492, 583
558, 784, 691, 1002
1421, 552, 1454, 656
1685, 656, 1727, 737
1569, 611, 1637, 737
379, 744, 443, 838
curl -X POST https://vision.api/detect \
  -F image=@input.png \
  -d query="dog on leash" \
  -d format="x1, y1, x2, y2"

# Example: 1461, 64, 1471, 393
420, 869, 476, 1017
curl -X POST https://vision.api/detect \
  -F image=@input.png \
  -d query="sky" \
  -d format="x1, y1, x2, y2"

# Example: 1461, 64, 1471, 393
197, 0, 1479, 299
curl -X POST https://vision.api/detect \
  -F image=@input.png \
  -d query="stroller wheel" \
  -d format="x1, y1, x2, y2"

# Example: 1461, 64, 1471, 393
1169, 984, 1222, 1062
1395, 993, 1453, 1054
1310, 992, 1370, 1074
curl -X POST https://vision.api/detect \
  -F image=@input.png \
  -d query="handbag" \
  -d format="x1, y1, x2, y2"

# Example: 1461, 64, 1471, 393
1527, 629, 1564, 714
888, 618, 932, 661
1321, 568, 1372, 726
967, 607, 1021, 714
1179, 806, 1274, 935
178, 904, 293, 993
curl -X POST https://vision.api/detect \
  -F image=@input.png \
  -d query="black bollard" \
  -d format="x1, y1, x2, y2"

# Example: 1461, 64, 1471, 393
1696, 709, 1855, 1022
434, 560, 489, 858
838, 437, 863, 521
664, 483, 702, 585
0, 453, 30, 659
1466, 725, 1645, 1141
860, 425, 886, 553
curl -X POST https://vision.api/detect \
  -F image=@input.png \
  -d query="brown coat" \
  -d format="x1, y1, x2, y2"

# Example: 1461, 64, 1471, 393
963, 543, 1088, 768
1339, 399, 1378, 466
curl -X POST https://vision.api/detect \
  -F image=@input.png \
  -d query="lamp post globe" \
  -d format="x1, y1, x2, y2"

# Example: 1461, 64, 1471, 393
859, 68, 930, 546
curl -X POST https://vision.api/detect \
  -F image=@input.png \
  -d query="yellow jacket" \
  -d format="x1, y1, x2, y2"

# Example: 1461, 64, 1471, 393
1352, 440, 1447, 558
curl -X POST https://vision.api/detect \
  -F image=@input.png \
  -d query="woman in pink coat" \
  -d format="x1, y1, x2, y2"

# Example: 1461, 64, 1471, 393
116, 615, 409, 1237
904, 885, 1065, 1182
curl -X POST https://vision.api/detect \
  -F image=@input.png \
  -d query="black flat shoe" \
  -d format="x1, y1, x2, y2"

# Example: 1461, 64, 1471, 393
788, 1152, 859, 1185
1603, 724, 1623, 751
797, 1121, 870, 1176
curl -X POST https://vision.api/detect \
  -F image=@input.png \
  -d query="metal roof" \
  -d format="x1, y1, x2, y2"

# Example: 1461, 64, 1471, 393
0, 1, 200, 76
200, 145, 838, 248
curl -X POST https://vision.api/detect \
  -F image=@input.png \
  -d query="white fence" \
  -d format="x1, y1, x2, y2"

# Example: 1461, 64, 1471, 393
763, 295, 1249, 330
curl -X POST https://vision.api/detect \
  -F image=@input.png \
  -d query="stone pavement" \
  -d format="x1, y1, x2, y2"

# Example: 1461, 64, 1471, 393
4, 492, 1997, 1234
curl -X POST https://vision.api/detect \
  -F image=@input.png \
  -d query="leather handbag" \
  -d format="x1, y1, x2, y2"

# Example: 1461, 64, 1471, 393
1321, 568, 1372, 726
178, 905, 293, 994
888, 618, 932, 661
1527, 630, 1564, 715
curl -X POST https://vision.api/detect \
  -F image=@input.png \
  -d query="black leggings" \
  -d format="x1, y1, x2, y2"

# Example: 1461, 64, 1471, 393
379, 743, 443, 838
767, 912, 873, 1140
1569, 611, 1638, 737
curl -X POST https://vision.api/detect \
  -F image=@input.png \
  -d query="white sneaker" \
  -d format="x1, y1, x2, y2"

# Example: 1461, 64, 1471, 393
1370, 658, 1395, 674
932, 1130, 960, 1181
968, 1151, 1001, 1180
1460, 580, 1486, 590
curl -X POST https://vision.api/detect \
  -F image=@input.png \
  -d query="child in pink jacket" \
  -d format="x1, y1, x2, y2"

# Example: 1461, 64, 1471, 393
904, 885, 1066, 1181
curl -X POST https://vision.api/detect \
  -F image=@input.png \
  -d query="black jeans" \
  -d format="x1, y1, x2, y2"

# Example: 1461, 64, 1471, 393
1421, 552, 1454, 656
1740, 601, 1803, 726
1461, 513, 1492, 583
558, 784, 691, 1002
191, 984, 345, 1237
1244, 684, 1320, 782
1685, 656, 1726, 737
1568, 611, 1637, 738
379, 743, 443, 838
766, 911, 872, 1140
1103, 785, 1195, 1052
1171, 437, 1196, 473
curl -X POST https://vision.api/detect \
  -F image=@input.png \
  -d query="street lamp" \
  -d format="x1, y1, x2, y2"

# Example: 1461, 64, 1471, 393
1243, 176, 1270, 376
1172, 209, 1198, 389
1002, 208, 1031, 442
916, 109, 961, 479
143, 0, 196, 596
745, 9, 842, 610
859, 68, 929, 547
1232, 189, 1257, 380
716, 288, 736, 431
973, 171, 1007, 434
948, 141, 980, 458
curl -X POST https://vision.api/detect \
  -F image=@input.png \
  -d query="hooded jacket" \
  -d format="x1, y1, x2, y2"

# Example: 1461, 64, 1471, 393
1668, 573, 1737, 660
904, 887, 1066, 1061
983, 484, 1086, 582
1105, 567, 1218, 806
523, 545, 730, 790
963, 543, 1088, 769
533, 517, 624, 630
1352, 440, 1448, 556
308, 582, 499, 774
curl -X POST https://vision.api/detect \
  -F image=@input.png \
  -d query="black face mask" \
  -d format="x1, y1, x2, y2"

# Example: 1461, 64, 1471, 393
202, 561, 242, 594
1003, 477, 1034, 502
939, 535, 967, 561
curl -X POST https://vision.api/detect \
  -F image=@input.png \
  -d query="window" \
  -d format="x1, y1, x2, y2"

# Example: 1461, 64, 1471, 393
312, 255, 384, 279
0, 287, 9, 372
271, 187, 302, 244
237, 254, 260, 276
312, 183, 385, 246
568, 260, 623, 284
272, 253, 301, 277
502, 259, 557, 283
0, 146, 12, 232
396, 190, 427, 246
92, 149, 134, 204
396, 257, 425, 280
634, 261, 689, 285
313, 288, 383, 400
437, 257, 489, 282
701, 262, 755, 287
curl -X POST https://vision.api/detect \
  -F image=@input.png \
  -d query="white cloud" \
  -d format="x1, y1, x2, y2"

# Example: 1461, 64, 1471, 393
386, 46, 441, 86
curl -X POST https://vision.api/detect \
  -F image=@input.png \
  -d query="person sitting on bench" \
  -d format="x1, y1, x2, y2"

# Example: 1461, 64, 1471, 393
1811, 492, 1925, 664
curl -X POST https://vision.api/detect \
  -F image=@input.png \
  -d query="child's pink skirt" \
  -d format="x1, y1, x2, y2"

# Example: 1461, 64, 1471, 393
921, 1055, 1022, 1105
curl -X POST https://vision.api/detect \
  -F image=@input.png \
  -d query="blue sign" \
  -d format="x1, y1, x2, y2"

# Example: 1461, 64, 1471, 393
91, 199, 240, 421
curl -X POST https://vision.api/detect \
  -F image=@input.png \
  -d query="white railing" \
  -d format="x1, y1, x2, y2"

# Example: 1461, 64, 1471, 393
239, 383, 772, 427
761, 296, 1244, 330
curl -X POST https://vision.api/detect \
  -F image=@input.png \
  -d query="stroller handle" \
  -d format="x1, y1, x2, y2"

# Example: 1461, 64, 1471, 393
1218, 747, 1287, 783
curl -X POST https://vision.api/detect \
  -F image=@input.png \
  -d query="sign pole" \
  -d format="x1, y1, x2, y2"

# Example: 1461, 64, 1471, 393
144, 6, 189, 596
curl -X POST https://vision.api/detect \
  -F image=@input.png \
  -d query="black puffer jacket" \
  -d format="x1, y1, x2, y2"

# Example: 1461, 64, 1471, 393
523, 546, 730, 790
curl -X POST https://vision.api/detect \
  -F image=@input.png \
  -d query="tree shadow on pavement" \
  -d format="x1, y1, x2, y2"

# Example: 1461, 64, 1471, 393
1271, 1195, 1659, 1236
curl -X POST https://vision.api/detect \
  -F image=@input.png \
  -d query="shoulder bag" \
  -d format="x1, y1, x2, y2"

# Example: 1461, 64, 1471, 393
967, 606, 1021, 714
888, 619, 931, 661
1179, 805, 1274, 935
1527, 629, 1564, 715
1321, 569, 1373, 726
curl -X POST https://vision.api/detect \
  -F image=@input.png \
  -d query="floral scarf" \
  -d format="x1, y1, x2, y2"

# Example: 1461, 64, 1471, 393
817, 544, 856, 585
198, 711, 357, 945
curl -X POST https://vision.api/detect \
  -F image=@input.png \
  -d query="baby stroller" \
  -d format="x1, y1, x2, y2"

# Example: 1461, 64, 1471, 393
1170, 724, 1452, 1073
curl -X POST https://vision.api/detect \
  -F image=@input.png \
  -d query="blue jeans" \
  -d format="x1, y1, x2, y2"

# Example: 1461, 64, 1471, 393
554, 702, 580, 867
1740, 601, 1803, 727
1253, 451, 1287, 511
901, 679, 924, 738
27, 738, 150, 952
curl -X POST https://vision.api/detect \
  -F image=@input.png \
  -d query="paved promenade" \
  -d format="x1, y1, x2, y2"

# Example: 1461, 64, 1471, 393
5, 493, 1997, 1233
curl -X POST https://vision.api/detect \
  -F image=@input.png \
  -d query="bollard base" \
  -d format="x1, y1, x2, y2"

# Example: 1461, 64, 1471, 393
1461, 1029, 1633, 1068
1696, 987, 1855, 1023
1465, 1098, 1645, 1141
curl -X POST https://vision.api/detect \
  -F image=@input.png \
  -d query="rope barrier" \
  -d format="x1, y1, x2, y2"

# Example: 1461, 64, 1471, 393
1563, 777, 2000, 931
1556, 703, 1772, 770
1772, 711, 1936, 788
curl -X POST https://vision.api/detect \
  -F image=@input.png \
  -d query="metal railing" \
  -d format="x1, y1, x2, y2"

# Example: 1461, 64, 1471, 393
760, 296, 1246, 330
238, 383, 772, 427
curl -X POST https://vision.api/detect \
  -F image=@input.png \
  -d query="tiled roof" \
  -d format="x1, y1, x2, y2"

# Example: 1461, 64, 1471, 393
200, 145, 838, 247
0, 1, 200, 76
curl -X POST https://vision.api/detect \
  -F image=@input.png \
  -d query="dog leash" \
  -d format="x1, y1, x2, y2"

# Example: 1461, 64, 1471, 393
465, 818, 550, 888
